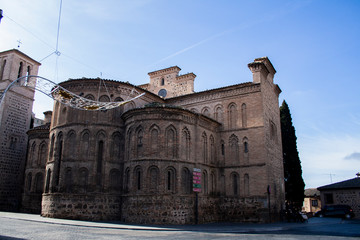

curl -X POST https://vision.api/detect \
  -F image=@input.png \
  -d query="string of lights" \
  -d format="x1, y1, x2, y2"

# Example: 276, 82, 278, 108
0, 75, 145, 111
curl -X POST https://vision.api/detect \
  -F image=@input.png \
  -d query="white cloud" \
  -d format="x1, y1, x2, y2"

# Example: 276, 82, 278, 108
299, 133, 360, 188
344, 152, 360, 161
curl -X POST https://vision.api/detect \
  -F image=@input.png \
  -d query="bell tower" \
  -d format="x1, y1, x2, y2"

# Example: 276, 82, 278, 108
0, 49, 41, 211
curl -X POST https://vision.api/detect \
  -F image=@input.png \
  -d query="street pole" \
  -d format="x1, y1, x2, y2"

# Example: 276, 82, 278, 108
195, 192, 198, 224
267, 185, 271, 222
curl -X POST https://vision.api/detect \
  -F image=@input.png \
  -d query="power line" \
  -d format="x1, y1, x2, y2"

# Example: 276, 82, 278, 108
2, 6, 128, 82
55, 0, 63, 53
3, 13, 55, 50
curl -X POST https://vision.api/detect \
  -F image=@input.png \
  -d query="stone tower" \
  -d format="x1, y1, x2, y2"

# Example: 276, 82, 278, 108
139, 66, 196, 98
0, 49, 41, 211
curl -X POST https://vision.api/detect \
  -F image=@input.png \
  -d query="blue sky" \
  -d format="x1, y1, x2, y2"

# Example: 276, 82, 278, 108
1, 0, 359, 188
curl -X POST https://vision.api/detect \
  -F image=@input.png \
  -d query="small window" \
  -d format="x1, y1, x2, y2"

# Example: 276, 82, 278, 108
18, 62, 23, 78
161, 78, 165, 86
27, 66, 31, 76
166, 168, 175, 192
135, 168, 141, 190
324, 193, 334, 204
0, 59, 6, 80
244, 141, 249, 153
311, 200, 318, 207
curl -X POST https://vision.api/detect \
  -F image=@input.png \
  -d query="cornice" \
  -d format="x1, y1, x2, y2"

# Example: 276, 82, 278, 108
148, 66, 181, 77
176, 72, 196, 80
0, 49, 41, 65
166, 82, 260, 106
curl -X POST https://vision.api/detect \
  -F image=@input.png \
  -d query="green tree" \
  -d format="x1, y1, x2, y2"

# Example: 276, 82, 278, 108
280, 100, 305, 209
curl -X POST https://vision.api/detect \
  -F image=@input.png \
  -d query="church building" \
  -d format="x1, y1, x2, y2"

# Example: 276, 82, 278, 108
1, 49, 285, 224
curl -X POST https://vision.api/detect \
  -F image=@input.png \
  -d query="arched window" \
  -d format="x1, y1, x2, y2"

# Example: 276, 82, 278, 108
124, 168, 130, 193
243, 137, 249, 164
202, 132, 207, 163
202, 107, 210, 117
241, 103, 247, 128
166, 167, 176, 193
78, 168, 88, 193
126, 129, 133, 160
243, 138, 249, 153
80, 131, 90, 159
26, 172, 32, 192
161, 78, 165, 86
244, 174, 250, 196
35, 172, 44, 193
221, 140, 225, 156
210, 135, 215, 163
111, 132, 121, 159
96, 140, 104, 186
49, 134, 55, 161
150, 126, 159, 157
17, 61, 23, 78
67, 131, 76, 158
64, 168, 72, 193
0, 59, 6, 80
229, 134, 239, 163
45, 169, 51, 193
109, 169, 121, 191
99, 95, 110, 102
134, 166, 142, 191
210, 172, 216, 194
181, 128, 190, 161
231, 172, 239, 195
136, 127, 144, 158
166, 126, 177, 159
181, 168, 192, 194
214, 105, 223, 123
26, 65, 34, 86
148, 166, 159, 193
29, 142, 36, 167
26, 65, 31, 76
38, 142, 47, 166
228, 103, 237, 129
203, 170, 208, 194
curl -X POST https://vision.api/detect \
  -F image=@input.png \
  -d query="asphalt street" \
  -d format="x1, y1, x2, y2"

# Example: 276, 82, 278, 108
0, 212, 359, 240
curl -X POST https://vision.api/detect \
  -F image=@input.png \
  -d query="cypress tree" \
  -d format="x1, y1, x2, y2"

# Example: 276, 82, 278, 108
280, 100, 305, 209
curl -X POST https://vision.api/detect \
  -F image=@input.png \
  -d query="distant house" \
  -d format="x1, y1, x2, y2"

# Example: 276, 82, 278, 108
318, 177, 360, 219
303, 188, 321, 215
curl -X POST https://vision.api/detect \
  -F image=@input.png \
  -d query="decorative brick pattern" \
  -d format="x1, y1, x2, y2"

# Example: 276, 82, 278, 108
0, 50, 40, 211
18, 56, 285, 224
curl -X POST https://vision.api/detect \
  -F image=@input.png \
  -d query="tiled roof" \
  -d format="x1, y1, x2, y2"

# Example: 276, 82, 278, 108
304, 188, 320, 197
318, 177, 360, 190
28, 123, 50, 132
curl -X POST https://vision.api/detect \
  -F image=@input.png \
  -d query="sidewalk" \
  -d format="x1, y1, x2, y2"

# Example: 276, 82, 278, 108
0, 211, 336, 233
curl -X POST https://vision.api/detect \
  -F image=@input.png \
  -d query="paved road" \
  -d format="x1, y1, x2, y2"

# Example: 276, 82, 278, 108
0, 212, 359, 240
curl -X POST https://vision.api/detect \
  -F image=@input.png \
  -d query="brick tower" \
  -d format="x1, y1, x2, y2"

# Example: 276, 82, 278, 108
0, 49, 41, 211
